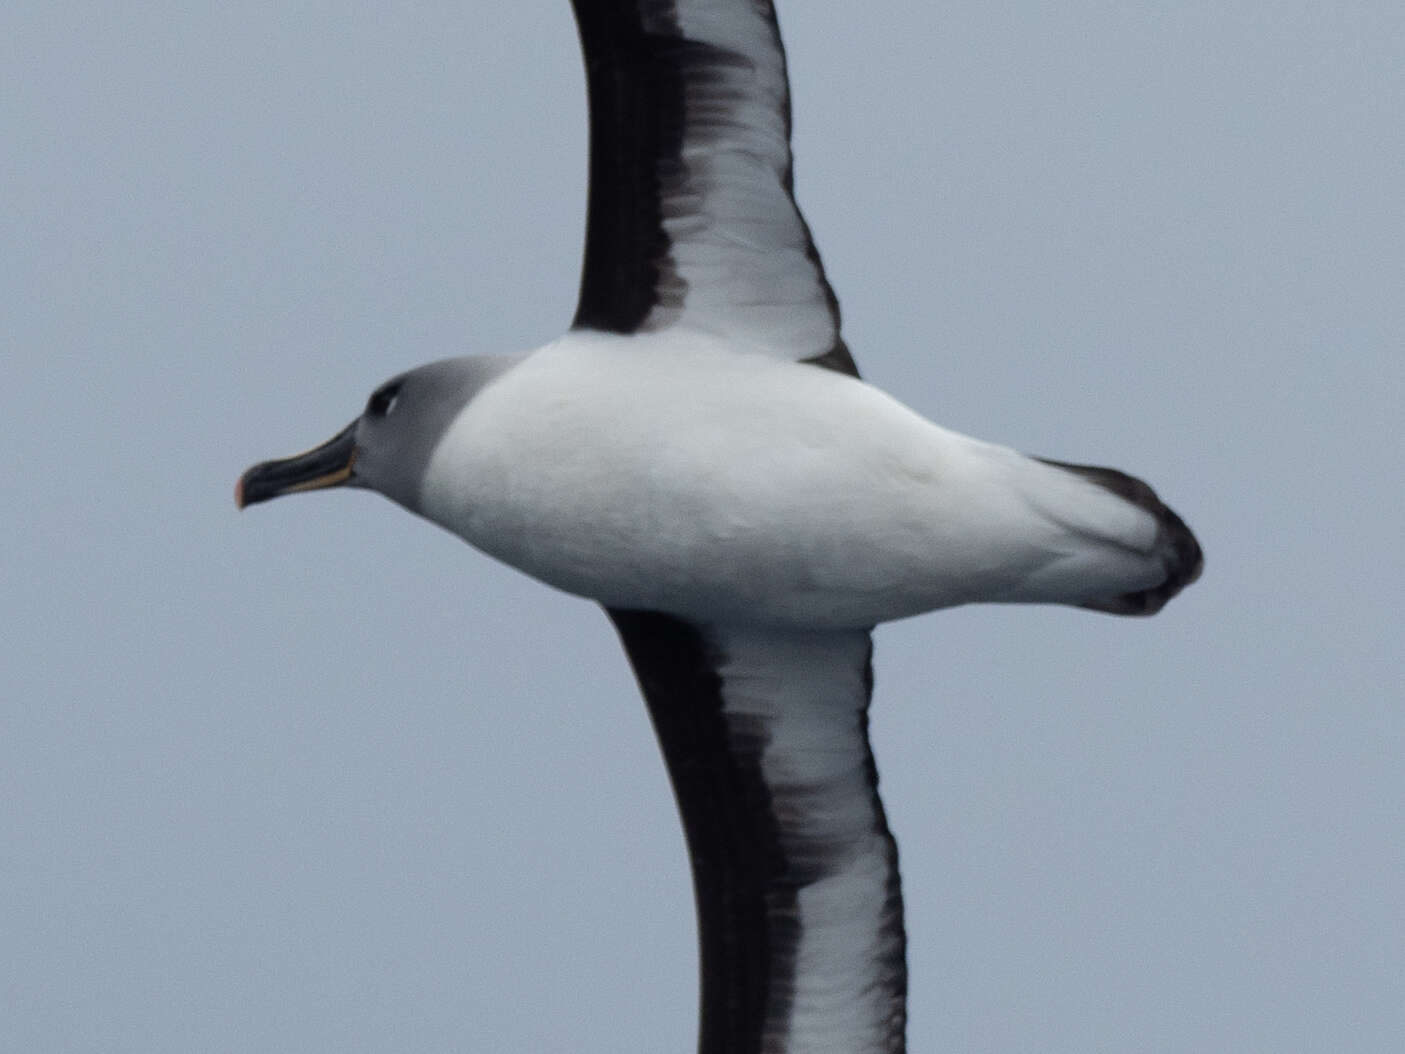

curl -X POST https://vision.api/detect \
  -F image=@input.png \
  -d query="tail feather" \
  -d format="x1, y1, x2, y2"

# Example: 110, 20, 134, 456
1038, 458, 1204, 616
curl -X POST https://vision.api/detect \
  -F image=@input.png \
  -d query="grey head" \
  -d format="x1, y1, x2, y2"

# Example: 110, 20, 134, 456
237, 355, 520, 514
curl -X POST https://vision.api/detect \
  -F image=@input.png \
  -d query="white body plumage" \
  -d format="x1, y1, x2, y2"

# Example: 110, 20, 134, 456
419, 330, 1166, 628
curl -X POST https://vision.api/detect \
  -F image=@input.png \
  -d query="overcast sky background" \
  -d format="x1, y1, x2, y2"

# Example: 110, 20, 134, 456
4, 3, 1402, 1052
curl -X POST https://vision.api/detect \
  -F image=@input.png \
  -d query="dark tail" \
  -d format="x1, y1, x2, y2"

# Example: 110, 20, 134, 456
1039, 459, 1204, 616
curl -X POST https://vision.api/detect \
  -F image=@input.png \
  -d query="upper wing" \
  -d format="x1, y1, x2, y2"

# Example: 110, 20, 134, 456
606, 610, 906, 1054
570, 0, 857, 375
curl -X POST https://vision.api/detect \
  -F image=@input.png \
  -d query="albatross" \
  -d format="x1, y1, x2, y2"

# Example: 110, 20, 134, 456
237, 3, 1203, 1052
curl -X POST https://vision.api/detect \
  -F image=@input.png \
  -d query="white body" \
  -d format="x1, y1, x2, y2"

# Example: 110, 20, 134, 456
418, 331, 1164, 628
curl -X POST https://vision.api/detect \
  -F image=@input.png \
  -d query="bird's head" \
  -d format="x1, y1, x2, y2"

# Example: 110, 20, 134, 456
236, 356, 517, 515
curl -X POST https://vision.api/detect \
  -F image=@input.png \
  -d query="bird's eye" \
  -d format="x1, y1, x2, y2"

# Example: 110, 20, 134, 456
367, 383, 402, 418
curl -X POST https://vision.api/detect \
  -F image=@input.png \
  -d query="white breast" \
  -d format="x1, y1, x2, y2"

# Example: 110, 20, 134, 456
418, 331, 1161, 627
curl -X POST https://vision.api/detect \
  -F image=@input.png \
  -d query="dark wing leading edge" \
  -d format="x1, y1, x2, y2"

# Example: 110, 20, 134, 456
607, 611, 907, 1054
569, 0, 857, 376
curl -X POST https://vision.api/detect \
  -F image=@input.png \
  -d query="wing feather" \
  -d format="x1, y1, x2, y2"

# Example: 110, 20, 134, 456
570, 0, 854, 372
607, 609, 906, 1053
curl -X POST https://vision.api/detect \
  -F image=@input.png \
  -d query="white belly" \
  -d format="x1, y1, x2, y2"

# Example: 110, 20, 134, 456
418, 332, 1161, 627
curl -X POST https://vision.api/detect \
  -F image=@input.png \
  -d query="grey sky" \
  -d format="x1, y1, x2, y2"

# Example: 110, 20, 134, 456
4, 3, 1401, 1051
